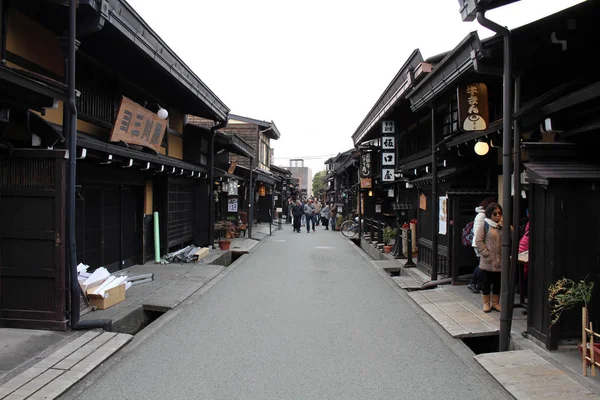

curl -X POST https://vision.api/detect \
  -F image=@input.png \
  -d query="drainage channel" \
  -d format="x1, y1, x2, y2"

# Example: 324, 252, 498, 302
110, 251, 246, 336
461, 334, 500, 355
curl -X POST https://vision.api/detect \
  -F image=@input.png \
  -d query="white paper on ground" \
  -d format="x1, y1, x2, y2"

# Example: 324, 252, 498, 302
90, 276, 116, 295
82, 267, 110, 287
77, 263, 89, 274
98, 276, 128, 297
79, 272, 91, 278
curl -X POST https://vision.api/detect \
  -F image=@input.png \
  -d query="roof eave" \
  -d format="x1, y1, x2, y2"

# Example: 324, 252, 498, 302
352, 49, 424, 146
82, 0, 229, 122
408, 31, 483, 112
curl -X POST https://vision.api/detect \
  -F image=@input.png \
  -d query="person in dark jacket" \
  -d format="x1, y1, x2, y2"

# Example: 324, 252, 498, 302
291, 199, 303, 233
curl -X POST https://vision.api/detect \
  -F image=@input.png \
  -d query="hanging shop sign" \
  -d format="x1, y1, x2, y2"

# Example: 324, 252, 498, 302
382, 168, 395, 182
439, 196, 448, 235
381, 134, 395, 182
227, 198, 238, 212
419, 193, 427, 210
360, 152, 372, 188
382, 136, 395, 150
382, 121, 395, 134
228, 161, 238, 175
109, 96, 167, 152
458, 83, 489, 132
227, 179, 238, 196
381, 152, 395, 166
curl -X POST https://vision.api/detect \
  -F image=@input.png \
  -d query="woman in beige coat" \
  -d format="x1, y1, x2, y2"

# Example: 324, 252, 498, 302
475, 203, 503, 313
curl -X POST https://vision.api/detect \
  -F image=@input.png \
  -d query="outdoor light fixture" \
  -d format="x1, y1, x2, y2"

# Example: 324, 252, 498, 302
474, 139, 490, 156
157, 107, 169, 120
368, 190, 373, 197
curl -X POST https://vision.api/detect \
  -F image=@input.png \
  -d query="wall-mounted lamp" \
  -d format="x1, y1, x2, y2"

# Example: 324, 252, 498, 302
474, 139, 490, 156
368, 190, 373, 197
157, 107, 169, 120
145, 101, 168, 120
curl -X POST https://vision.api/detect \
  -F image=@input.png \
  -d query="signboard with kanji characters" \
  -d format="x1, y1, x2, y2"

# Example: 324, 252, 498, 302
458, 83, 489, 132
227, 179, 238, 196
382, 136, 395, 150
227, 198, 238, 212
360, 152, 372, 189
109, 96, 167, 152
382, 152, 395, 166
382, 121, 395, 134
360, 152, 371, 177
382, 168, 395, 182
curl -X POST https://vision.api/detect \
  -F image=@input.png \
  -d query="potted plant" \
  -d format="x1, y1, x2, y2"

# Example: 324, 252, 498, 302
548, 277, 596, 372
214, 220, 235, 250
382, 226, 397, 254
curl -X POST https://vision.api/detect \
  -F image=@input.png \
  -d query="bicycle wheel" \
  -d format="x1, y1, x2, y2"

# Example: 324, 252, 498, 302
340, 220, 357, 238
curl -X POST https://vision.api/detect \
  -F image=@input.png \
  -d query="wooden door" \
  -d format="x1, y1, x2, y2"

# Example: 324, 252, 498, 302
0, 150, 68, 330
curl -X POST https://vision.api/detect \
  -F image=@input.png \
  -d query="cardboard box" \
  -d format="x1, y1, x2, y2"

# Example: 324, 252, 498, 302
87, 283, 126, 310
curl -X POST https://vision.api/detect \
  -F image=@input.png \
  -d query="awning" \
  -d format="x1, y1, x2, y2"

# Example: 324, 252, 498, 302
399, 151, 432, 172
446, 189, 497, 196
0, 65, 67, 110
445, 119, 503, 148
255, 169, 277, 186
214, 167, 245, 182
525, 162, 600, 185
75, 132, 207, 175
407, 165, 473, 186
215, 130, 254, 159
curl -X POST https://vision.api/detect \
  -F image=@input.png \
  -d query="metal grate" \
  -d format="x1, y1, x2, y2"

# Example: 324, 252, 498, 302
0, 159, 55, 190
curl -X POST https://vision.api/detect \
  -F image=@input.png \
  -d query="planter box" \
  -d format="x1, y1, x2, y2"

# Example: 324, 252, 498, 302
579, 343, 600, 365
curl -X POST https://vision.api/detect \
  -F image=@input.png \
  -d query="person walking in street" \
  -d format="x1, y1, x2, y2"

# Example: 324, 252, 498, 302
475, 202, 504, 313
330, 203, 336, 230
314, 200, 322, 226
303, 199, 316, 233
320, 203, 330, 230
286, 198, 293, 224
301, 198, 306, 227
291, 199, 303, 233
467, 197, 496, 293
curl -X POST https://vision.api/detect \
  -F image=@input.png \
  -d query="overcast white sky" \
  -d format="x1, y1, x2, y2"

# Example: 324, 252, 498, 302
127, 0, 584, 175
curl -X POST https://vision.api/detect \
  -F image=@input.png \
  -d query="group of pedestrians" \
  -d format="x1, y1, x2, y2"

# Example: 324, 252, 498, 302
289, 198, 336, 233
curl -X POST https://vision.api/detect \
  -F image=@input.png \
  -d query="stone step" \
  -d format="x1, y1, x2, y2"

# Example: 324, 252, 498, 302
0, 331, 132, 400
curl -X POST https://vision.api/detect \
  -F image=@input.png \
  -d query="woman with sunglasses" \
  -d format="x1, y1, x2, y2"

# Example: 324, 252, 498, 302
475, 203, 504, 313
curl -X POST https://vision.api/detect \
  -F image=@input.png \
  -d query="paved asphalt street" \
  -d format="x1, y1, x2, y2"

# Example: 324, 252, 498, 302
61, 224, 512, 400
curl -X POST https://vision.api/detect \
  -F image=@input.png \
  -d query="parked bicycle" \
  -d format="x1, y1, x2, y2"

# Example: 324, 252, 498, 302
340, 217, 361, 238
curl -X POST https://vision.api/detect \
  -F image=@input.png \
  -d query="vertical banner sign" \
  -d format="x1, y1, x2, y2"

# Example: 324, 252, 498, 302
381, 133, 395, 183
109, 96, 167, 152
382, 121, 395, 134
360, 152, 372, 188
458, 83, 489, 132
439, 196, 447, 235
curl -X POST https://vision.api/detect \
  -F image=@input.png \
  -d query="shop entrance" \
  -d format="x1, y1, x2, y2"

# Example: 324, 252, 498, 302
76, 185, 143, 272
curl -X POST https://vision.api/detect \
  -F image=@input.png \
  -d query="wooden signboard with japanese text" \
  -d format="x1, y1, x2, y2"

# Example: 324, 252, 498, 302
109, 96, 167, 152
458, 83, 489, 132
